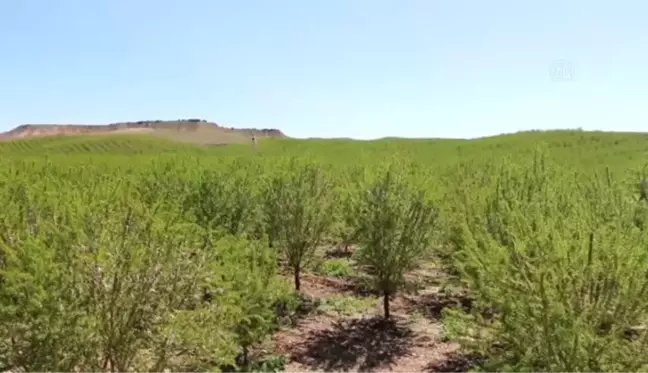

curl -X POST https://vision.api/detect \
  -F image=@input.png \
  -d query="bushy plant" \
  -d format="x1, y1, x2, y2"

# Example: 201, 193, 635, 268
262, 158, 336, 291
446, 153, 648, 371
0, 163, 286, 372
332, 165, 368, 253
186, 159, 262, 237
355, 164, 439, 319
216, 235, 290, 367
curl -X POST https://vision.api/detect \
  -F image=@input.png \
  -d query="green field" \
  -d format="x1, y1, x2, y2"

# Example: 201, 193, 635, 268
3, 130, 648, 372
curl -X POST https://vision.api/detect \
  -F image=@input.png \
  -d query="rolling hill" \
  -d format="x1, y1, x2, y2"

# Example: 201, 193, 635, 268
0, 119, 286, 145
2, 125, 648, 176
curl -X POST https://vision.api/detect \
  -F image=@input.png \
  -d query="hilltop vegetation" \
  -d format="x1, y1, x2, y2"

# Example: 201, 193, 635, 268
0, 133, 209, 156
2, 129, 648, 372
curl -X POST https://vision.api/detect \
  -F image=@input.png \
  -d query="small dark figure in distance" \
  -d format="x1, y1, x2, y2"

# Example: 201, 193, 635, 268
640, 178, 648, 201
202, 287, 213, 304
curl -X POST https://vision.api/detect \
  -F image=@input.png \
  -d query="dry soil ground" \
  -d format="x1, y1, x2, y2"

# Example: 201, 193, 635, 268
268, 246, 482, 372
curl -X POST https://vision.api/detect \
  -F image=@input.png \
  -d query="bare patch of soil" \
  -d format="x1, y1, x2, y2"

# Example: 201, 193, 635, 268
288, 272, 375, 299
275, 312, 474, 372
0, 120, 286, 144
324, 245, 357, 259
394, 287, 474, 321
273, 272, 480, 372
424, 351, 485, 372
287, 316, 414, 372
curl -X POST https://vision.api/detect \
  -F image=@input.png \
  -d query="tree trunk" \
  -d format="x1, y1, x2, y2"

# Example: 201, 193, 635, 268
294, 266, 301, 291
383, 290, 390, 319
242, 345, 249, 367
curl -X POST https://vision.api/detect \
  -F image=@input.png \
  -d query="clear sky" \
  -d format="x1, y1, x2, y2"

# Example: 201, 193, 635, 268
0, 1, 647, 139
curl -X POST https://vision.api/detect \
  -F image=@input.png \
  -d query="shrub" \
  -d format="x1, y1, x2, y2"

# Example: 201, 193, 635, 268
186, 159, 262, 237
0, 167, 284, 372
217, 236, 290, 368
332, 165, 368, 253
446, 154, 648, 371
262, 158, 336, 291
355, 165, 439, 319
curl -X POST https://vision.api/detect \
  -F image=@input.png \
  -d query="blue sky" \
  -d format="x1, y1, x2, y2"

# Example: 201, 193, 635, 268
0, 1, 647, 139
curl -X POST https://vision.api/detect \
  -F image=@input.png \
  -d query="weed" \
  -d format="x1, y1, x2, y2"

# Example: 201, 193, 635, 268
317, 294, 377, 316
319, 259, 352, 277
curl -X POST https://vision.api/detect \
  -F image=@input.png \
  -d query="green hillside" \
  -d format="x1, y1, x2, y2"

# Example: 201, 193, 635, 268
0, 133, 209, 156
3, 129, 648, 372
4, 129, 647, 170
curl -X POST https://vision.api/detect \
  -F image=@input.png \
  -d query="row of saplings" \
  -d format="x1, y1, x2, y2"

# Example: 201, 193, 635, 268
182, 158, 644, 373
159, 159, 648, 372
185, 162, 442, 371
8, 156, 646, 372
0, 163, 440, 373
188, 162, 441, 320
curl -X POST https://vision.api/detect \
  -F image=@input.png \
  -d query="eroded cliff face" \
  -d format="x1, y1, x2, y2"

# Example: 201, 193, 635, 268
0, 119, 287, 140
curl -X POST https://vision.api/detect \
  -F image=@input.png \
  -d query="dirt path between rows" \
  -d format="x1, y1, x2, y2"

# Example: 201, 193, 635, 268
272, 272, 480, 372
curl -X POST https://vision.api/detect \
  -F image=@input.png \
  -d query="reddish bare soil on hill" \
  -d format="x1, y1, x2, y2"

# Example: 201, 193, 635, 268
0, 119, 286, 145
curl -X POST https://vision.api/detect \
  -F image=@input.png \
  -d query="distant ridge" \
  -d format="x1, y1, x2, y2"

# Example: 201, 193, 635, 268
0, 119, 286, 145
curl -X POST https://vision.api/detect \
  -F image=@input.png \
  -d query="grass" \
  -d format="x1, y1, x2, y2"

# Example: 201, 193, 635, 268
318, 259, 353, 277
0, 133, 209, 156
4, 129, 648, 172
317, 294, 378, 316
